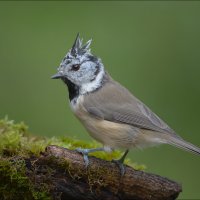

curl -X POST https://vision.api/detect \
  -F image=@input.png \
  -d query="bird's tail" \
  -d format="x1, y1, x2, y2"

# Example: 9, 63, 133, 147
166, 135, 200, 155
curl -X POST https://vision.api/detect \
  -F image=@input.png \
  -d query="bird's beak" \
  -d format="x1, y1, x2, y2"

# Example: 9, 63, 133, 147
51, 73, 63, 79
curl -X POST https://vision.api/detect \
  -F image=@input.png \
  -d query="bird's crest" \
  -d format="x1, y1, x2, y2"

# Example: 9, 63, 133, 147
70, 33, 92, 57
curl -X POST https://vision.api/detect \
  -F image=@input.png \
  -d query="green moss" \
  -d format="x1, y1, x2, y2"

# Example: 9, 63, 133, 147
0, 157, 51, 200
0, 117, 145, 199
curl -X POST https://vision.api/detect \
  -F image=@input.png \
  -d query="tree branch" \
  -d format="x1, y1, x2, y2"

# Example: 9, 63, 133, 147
27, 145, 182, 200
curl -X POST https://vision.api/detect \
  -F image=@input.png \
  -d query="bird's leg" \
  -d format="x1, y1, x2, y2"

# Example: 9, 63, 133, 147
76, 147, 106, 167
112, 149, 129, 176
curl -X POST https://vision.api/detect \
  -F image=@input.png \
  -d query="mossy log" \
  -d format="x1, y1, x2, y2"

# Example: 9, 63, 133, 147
0, 119, 182, 199
24, 145, 181, 200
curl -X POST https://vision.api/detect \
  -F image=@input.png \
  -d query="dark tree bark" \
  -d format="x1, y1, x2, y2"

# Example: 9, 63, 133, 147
26, 145, 182, 200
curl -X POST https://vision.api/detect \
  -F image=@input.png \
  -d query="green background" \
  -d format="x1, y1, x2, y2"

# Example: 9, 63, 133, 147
0, 1, 200, 199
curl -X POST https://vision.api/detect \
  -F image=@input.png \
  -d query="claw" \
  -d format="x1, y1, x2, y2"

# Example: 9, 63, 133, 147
76, 148, 89, 154
75, 147, 110, 169
76, 148, 90, 167
83, 154, 89, 167
112, 159, 126, 176
112, 149, 129, 176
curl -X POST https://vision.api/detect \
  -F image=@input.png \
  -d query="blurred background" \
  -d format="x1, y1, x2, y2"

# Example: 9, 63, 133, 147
0, 1, 200, 199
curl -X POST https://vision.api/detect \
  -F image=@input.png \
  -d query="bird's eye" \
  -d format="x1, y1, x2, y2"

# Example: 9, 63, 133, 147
71, 64, 80, 71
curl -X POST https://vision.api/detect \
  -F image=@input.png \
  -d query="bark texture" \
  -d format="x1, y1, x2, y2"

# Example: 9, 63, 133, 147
26, 145, 182, 200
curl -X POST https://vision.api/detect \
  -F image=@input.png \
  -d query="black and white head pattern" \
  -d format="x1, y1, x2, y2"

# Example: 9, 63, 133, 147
57, 33, 105, 95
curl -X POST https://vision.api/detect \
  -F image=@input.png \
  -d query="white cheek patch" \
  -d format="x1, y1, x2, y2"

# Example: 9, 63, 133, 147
81, 61, 97, 73
80, 65, 105, 94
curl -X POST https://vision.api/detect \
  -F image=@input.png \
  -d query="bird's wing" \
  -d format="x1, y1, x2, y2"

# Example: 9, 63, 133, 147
83, 78, 176, 135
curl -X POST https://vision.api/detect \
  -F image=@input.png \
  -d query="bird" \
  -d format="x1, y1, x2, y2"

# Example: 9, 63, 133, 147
52, 33, 200, 175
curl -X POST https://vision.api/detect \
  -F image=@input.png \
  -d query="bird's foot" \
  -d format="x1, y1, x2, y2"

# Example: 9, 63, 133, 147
76, 147, 106, 167
76, 148, 90, 167
112, 149, 129, 176
112, 159, 126, 176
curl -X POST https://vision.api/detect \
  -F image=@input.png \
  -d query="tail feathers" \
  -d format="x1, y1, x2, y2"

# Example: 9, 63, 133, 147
167, 136, 200, 155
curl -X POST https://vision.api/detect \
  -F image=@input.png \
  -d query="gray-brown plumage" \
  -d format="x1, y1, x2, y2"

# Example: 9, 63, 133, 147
52, 34, 200, 174
75, 72, 200, 155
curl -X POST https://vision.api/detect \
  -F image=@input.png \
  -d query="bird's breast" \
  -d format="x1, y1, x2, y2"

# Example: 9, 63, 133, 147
69, 95, 84, 113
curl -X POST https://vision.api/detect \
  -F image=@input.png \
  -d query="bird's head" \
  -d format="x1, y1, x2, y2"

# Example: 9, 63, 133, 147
52, 33, 105, 94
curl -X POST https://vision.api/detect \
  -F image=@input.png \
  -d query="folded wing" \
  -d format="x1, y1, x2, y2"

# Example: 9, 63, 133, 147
83, 76, 177, 136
